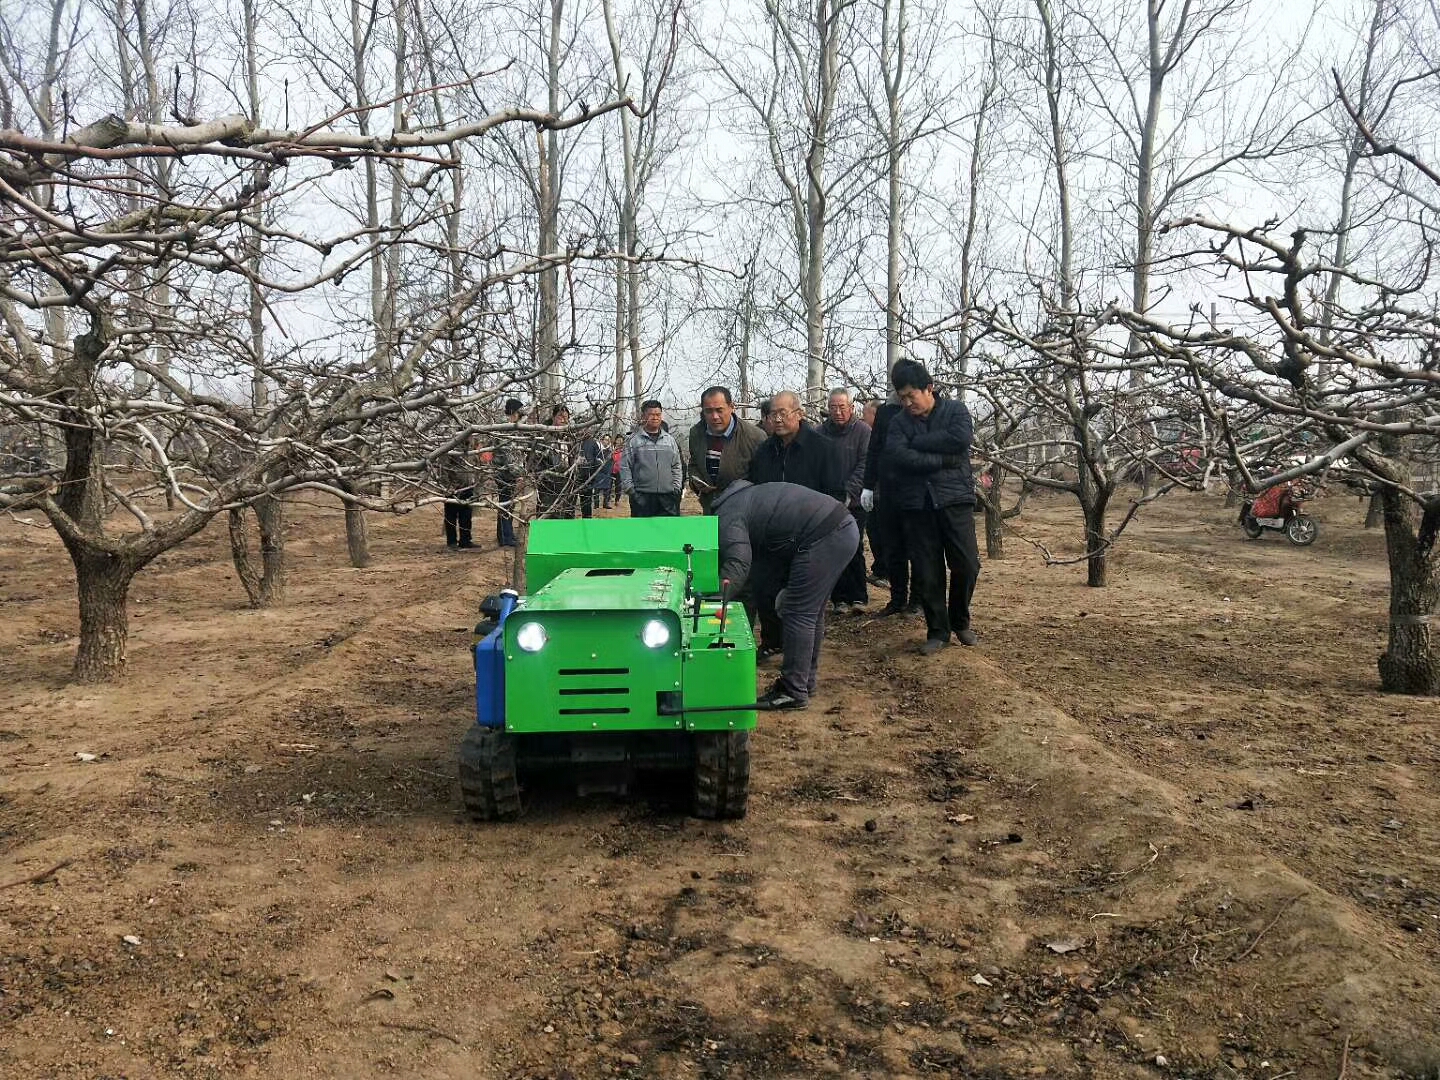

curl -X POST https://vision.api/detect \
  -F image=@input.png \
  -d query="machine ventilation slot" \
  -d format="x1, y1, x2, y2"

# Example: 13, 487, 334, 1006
558, 707, 631, 716
559, 687, 628, 696
584, 568, 634, 576
559, 667, 629, 676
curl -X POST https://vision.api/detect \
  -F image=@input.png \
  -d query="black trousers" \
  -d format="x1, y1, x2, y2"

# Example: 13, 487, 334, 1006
830, 506, 869, 603
580, 491, 598, 518
444, 487, 474, 547
904, 502, 980, 641
873, 494, 911, 606
629, 491, 681, 518
496, 482, 516, 546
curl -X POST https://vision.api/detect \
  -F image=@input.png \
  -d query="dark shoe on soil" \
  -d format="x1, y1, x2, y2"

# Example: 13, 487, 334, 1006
457, 542, 478, 549
866, 574, 890, 589
919, 637, 950, 656
876, 602, 907, 618
757, 645, 783, 664
904, 603, 923, 617
955, 627, 979, 647
758, 685, 808, 710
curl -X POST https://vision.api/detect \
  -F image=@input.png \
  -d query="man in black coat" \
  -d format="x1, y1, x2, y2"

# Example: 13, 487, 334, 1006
747, 390, 843, 499
714, 480, 858, 710
746, 389, 843, 660
861, 394, 916, 616
881, 359, 981, 654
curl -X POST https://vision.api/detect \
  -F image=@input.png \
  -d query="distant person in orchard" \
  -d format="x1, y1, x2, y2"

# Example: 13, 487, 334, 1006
439, 437, 476, 549
608, 436, 623, 508
535, 404, 576, 519
687, 385, 766, 514
821, 388, 871, 612
713, 480, 858, 711
620, 399, 684, 517
492, 398, 523, 547
578, 429, 609, 519
881, 359, 981, 654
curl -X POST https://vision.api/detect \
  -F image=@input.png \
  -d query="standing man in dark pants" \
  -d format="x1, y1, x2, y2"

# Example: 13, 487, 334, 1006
440, 439, 476, 549
821, 388, 871, 611
493, 398, 523, 547
862, 392, 917, 617
536, 403, 577, 519
714, 480, 858, 710
881, 359, 981, 654
579, 430, 608, 518
621, 399, 684, 516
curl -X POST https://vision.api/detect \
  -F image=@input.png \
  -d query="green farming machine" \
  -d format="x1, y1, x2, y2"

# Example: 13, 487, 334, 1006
461, 516, 759, 821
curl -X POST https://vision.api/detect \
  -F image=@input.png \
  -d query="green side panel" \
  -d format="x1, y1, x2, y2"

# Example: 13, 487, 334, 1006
504, 567, 686, 733
526, 517, 720, 595
680, 602, 757, 731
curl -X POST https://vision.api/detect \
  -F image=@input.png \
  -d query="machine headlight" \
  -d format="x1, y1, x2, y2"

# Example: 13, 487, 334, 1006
515, 622, 548, 653
641, 619, 671, 649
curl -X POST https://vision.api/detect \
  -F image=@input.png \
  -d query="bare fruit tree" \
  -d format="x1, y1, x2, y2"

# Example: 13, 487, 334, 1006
699, 0, 875, 407
0, 46, 627, 682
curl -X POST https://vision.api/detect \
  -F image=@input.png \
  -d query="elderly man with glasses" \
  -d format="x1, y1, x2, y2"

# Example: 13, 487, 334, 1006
747, 391, 843, 498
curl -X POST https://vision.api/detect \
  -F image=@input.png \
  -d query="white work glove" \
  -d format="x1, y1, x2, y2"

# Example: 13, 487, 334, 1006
860, 488, 875, 512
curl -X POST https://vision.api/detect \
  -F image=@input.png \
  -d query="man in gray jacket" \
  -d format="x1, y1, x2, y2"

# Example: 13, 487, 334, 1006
620, 399, 684, 517
714, 480, 859, 710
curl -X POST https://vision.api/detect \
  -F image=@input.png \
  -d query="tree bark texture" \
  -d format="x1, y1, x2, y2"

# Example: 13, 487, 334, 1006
70, 549, 138, 682
1377, 488, 1440, 695
228, 494, 286, 607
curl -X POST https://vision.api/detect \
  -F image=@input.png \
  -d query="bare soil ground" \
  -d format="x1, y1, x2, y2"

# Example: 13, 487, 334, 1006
2, 489, 1438, 1079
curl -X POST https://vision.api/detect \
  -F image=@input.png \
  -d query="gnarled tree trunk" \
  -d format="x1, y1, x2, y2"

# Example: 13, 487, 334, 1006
1377, 488, 1440, 695
70, 548, 139, 682
228, 493, 286, 606
1081, 478, 1111, 588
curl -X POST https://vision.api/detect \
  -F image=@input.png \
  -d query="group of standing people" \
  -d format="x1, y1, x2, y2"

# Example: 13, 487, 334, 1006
437, 360, 981, 706
692, 363, 981, 708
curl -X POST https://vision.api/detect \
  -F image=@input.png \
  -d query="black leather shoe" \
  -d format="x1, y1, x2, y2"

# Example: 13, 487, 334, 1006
757, 645, 783, 663
956, 627, 979, 646
876, 603, 907, 618
919, 637, 950, 656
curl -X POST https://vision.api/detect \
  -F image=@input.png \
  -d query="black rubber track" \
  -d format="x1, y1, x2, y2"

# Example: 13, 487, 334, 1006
692, 730, 750, 819
459, 726, 521, 821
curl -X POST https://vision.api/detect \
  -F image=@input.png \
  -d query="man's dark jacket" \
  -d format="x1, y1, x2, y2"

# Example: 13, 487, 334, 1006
747, 423, 843, 501
712, 480, 851, 594
880, 397, 975, 511
862, 400, 905, 492
821, 416, 870, 507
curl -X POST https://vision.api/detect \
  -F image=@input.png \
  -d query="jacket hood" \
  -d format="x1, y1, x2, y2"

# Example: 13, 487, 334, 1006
712, 478, 753, 509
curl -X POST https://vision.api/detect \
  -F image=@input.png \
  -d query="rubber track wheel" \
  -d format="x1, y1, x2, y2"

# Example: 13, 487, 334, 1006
693, 731, 751, 820
459, 727, 521, 821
